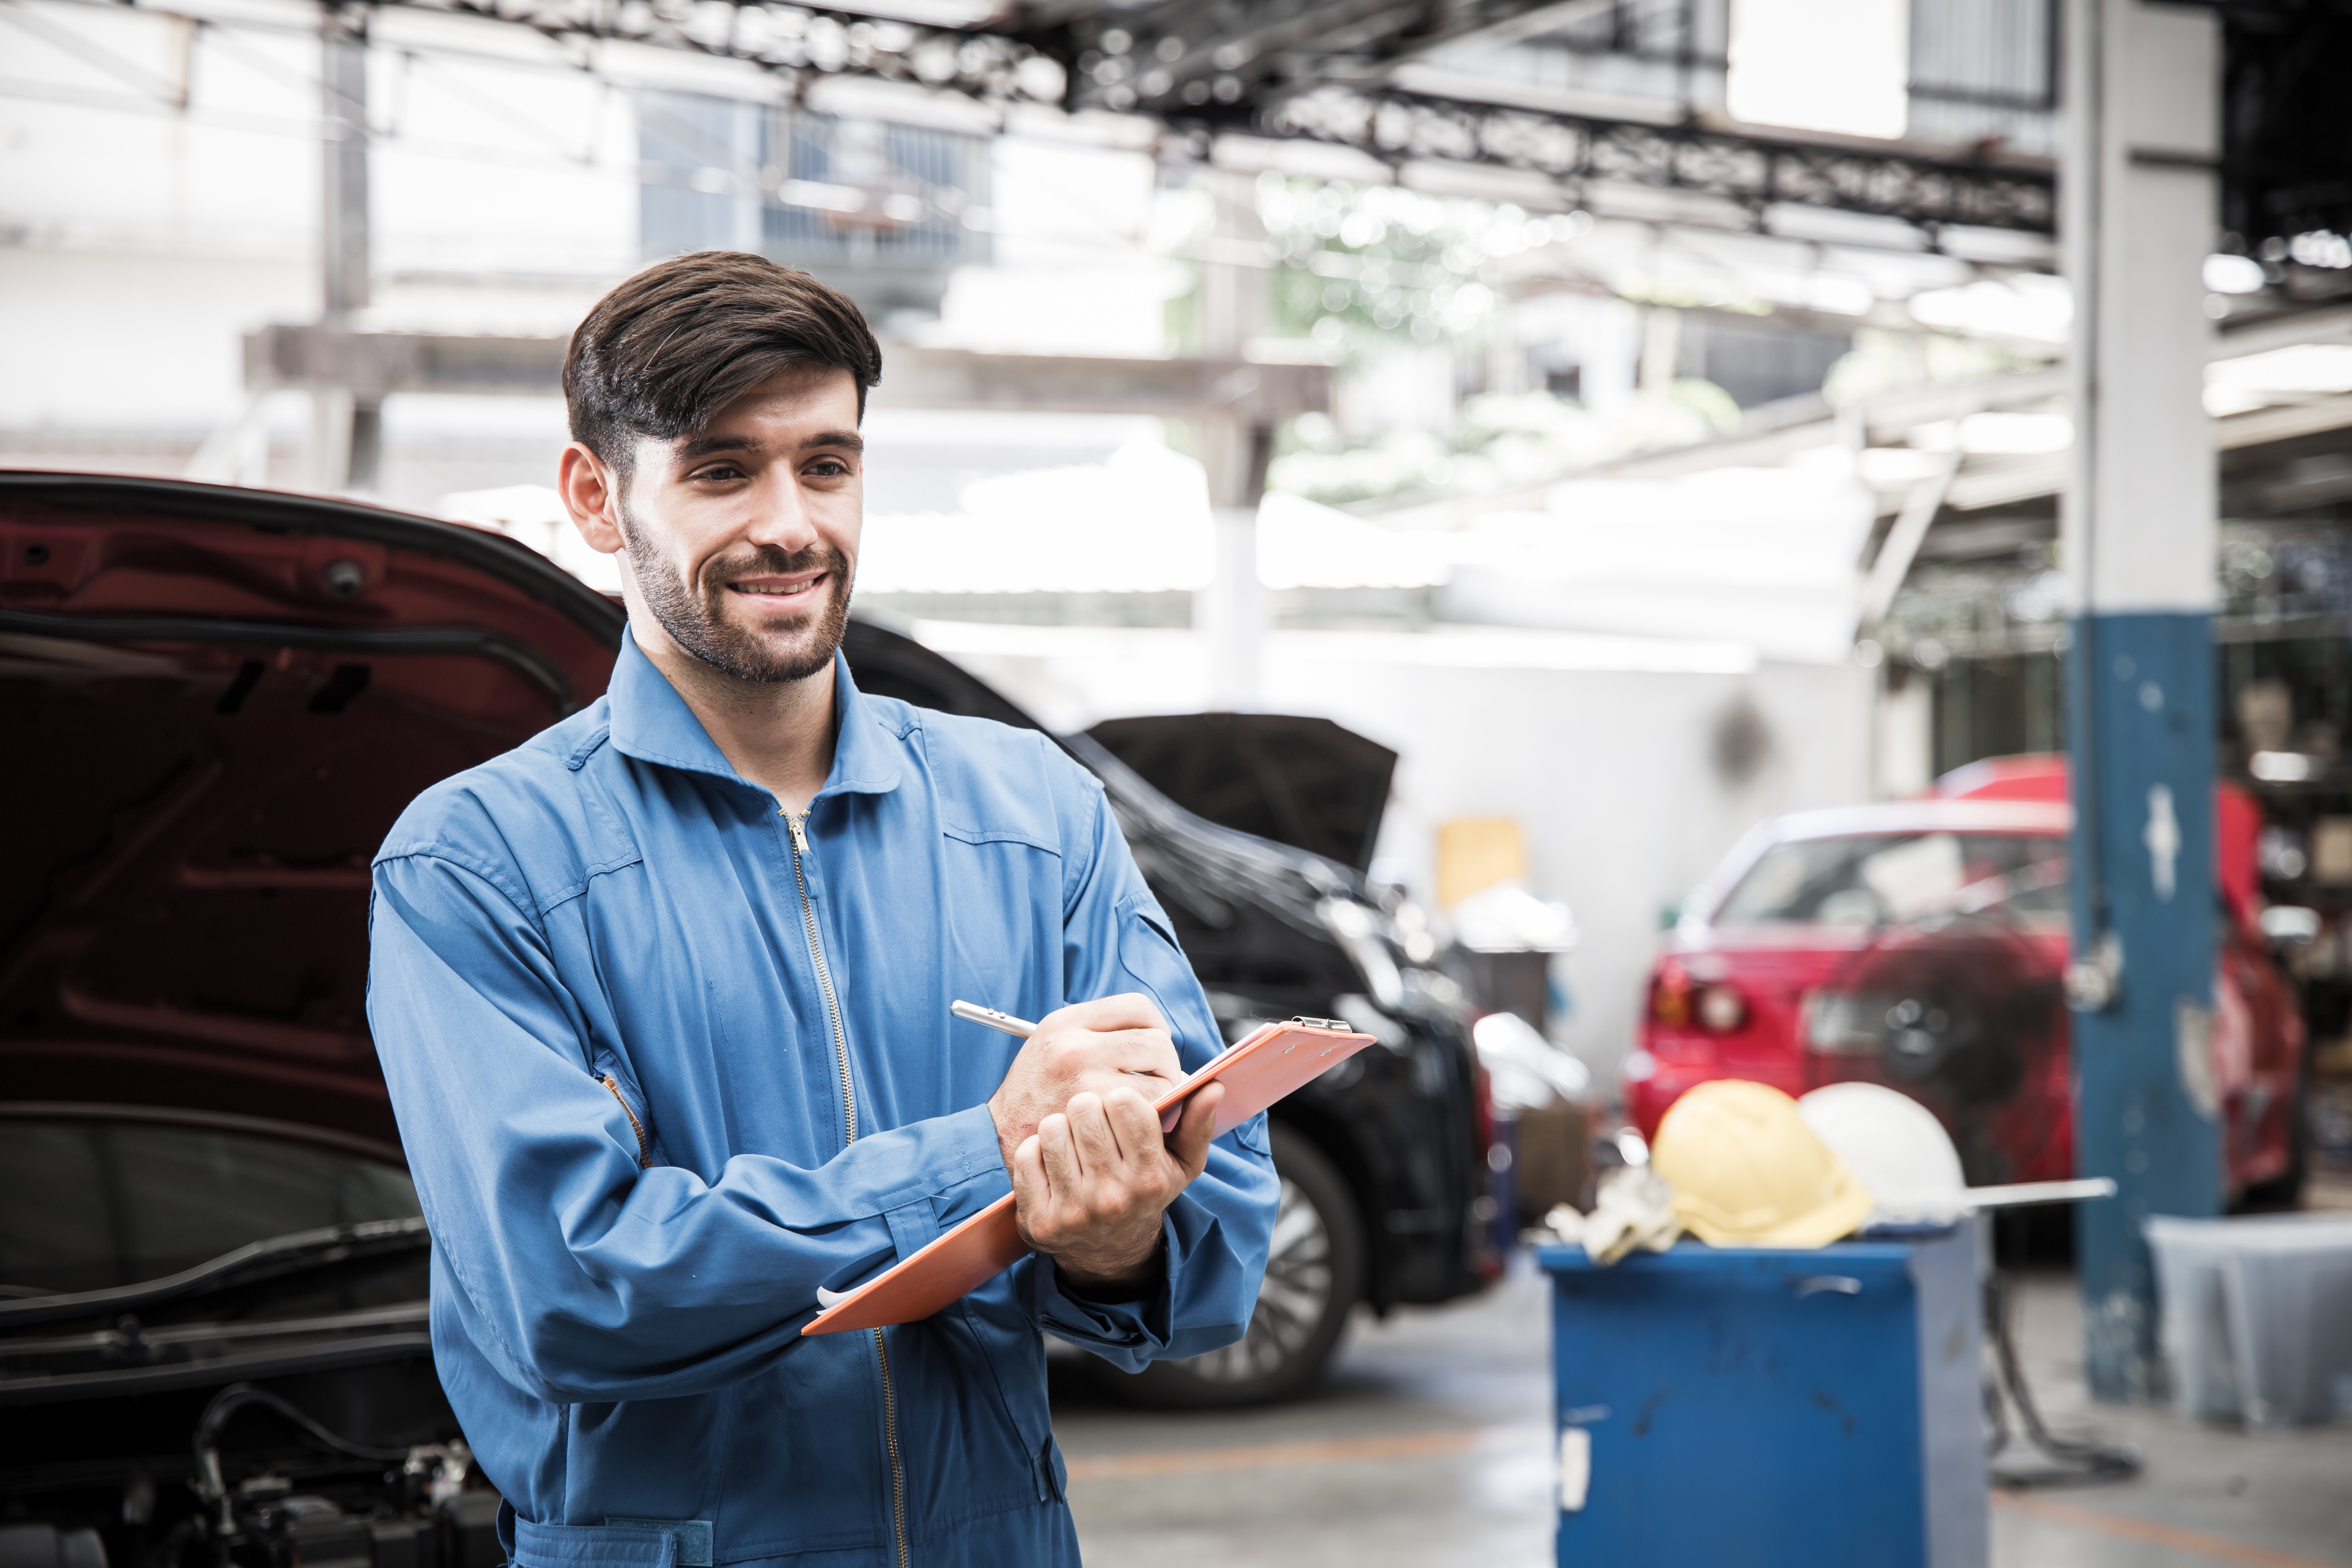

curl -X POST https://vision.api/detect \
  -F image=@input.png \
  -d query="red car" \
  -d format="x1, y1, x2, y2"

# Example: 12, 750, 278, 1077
1629, 756, 2309, 1205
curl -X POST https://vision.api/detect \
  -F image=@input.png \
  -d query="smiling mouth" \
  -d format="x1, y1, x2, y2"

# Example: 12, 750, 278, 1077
726, 574, 825, 600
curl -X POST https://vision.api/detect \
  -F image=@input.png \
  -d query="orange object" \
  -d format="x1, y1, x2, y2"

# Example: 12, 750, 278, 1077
802, 1018, 1375, 1335
1437, 818, 1526, 908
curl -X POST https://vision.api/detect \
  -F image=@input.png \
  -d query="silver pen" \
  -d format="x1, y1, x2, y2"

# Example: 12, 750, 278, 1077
951, 999, 1037, 1038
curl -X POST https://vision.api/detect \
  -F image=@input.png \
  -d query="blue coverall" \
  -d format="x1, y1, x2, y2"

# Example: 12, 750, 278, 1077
366, 632, 1279, 1567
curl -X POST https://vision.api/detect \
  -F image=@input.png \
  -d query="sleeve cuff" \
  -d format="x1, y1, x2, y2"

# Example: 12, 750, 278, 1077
1023, 1216, 1179, 1365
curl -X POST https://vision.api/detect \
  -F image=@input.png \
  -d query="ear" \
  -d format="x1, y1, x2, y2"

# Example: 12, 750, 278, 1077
558, 442, 626, 555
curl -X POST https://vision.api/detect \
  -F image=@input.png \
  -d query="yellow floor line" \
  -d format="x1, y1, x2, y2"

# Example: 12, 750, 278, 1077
1993, 1491, 2346, 1568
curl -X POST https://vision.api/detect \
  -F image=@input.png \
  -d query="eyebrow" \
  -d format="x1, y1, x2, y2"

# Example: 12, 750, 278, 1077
677, 430, 865, 459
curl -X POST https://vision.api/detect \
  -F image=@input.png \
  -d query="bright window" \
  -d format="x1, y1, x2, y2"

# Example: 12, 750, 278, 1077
1727, 0, 1910, 141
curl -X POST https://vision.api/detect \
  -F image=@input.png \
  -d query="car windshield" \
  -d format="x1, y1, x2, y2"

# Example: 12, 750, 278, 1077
1713, 832, 2070, 931
0, 1120, 420, 1297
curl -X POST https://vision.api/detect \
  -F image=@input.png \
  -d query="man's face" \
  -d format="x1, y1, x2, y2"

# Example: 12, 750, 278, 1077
613, 366, 864, 684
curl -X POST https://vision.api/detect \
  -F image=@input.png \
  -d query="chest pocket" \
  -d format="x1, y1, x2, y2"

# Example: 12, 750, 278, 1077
940, 824, 1063, 1001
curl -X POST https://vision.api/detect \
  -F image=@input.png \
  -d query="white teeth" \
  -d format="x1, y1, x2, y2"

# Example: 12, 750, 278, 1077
733, 580, 815, 596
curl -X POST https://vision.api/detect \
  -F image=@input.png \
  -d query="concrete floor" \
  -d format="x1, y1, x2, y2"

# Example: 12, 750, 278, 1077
1050, 1238, 2352, 1568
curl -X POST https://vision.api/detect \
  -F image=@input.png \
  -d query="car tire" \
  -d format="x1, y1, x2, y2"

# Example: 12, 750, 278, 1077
1112, 1124, 1365, 1409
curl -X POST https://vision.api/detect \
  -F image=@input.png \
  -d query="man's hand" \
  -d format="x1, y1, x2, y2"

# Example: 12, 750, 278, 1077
985, 994, 1223, 1293
1011, 1080, 1227, 1294
986, 995, 1183, 1171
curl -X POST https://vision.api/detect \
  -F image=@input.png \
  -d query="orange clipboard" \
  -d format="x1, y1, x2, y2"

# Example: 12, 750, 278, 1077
802, 1017, 1375, 1335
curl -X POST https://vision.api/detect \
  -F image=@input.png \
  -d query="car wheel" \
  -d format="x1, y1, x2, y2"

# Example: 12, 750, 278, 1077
1114, 1124, 1364, 1409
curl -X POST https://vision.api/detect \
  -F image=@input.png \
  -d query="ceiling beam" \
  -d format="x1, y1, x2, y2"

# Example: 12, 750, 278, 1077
1259, 82, 2057, 236
245, 325, 1330, 421
366, 0, 2053, 247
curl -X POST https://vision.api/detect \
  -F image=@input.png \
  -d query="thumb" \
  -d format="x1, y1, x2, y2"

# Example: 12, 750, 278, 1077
1166, 1081, 1225, 1182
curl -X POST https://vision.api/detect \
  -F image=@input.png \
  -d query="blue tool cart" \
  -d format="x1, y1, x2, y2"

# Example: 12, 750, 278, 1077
1540, 1227, 1986, 1567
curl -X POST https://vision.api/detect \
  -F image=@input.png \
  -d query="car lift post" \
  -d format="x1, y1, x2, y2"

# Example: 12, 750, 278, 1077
2061, 0, 2223, 1403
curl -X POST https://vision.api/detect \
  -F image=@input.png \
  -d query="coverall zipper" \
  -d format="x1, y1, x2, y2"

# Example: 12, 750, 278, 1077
784, 806, 910, 1568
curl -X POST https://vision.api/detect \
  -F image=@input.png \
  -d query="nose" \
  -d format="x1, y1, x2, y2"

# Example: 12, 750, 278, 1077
741, 467, 824, 556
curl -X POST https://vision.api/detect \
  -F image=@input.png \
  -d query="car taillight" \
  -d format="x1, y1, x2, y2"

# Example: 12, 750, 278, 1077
1650, 963, 1692, 1027
1695, 984, 1747, 1033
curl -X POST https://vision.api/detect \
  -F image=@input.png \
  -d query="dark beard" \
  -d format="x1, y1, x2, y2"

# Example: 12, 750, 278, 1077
617, 503, 853, 684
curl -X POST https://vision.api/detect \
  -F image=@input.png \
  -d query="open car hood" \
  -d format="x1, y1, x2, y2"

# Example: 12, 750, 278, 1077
1083, 712, 1396, 874
0, 472, 625, 1159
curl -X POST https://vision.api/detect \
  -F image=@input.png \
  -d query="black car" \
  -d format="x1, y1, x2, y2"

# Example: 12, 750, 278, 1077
841, 625, 1500, 1404
0, 472, 1496, 1568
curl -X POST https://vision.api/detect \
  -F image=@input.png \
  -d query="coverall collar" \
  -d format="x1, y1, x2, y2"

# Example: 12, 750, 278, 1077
605, 624, 902, 801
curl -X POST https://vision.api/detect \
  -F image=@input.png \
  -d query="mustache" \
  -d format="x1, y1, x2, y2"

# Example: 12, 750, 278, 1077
704, 543, 849, 589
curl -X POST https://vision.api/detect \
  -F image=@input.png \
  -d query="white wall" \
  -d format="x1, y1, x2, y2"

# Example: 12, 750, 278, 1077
1336, 655, 1870, 1078
0, 248, 311, 430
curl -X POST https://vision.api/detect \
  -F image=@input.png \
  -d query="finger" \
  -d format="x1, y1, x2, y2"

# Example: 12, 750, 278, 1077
1061, 1042, 1181, 1107
1037, 1111, 1080, 1193
1076, 1025, 1181, 1076
1034, 1027, 1174, 1093
1010, 1134, 1047, 1241
1064, 1091, 1118, 1174
1099, 1085, 1164, 1168
1166, 1081, 1225, 1182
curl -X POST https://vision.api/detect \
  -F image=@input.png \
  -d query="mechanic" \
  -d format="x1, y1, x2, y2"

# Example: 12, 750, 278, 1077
366, 250, 1279, 1568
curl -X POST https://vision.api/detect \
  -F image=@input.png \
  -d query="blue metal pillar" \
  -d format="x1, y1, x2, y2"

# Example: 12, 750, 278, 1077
2065, 614, 2220, 1399
2061, 0, 2224, 1401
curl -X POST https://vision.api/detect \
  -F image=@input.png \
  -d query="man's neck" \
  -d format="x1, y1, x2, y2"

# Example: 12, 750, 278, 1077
630, 612, 839, 817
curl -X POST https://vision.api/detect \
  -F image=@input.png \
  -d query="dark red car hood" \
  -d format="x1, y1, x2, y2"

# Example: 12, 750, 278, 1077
0, 472, 625, 1161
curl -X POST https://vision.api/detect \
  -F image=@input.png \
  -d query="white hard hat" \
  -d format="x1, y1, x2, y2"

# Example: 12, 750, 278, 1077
1796, 1082, 1967, 1225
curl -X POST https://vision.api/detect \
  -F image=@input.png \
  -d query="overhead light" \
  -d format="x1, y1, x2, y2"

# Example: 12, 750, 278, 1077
2251, 751, 2320, 783
1804, 276, 1875, 315
1858, 447, 1954, 485
1957, 412, 2071, 455
1905, 277, 2072, 344
2208, 343, 2352, 395
779, 179, 867, 214
2203, 254, 2266, 294
1908, 413, 2071, 455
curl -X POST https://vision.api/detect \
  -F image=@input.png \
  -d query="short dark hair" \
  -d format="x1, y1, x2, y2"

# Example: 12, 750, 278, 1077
564, 251, 882, 477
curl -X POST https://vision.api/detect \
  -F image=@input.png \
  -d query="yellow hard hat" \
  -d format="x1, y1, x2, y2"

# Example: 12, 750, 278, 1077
1651, 1080, 1875, 1248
